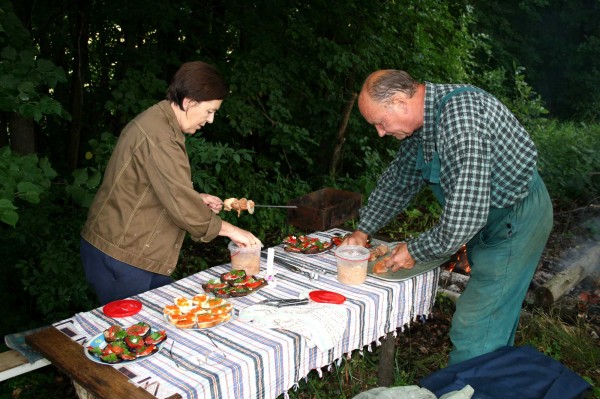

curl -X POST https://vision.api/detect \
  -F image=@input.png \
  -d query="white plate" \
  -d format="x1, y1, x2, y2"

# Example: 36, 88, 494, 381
163, 312, 235, 330
84, 329, 165, 365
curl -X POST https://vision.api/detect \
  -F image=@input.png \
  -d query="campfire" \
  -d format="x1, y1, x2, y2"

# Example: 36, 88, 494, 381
444, 245, 471, 275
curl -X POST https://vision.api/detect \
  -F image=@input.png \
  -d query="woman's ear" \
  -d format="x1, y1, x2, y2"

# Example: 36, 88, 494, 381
182, 97, 191, 111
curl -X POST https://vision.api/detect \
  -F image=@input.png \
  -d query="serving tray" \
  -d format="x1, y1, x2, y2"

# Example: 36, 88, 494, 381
367, 242, 448, 281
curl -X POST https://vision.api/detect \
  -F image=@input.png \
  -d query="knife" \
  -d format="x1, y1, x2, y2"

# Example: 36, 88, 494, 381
253, 205, 298, 208
260, 252, 319, 280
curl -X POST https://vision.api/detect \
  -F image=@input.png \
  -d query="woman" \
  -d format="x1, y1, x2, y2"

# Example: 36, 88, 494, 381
80, 61, 261, 305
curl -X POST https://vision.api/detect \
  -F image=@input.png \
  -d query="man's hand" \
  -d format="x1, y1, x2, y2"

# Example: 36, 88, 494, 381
385, 242, 416, 271
340, 230, 369, 247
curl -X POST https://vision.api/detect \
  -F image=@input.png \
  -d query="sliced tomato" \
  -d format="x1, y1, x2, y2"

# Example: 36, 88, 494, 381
103, 325, 123, 342
120, 351, 137, 361
331, 236, 343, 246
126, 322, 151, 337
125, 334, 144, 349
136, 344, 156, 357
221, 270, 246, 282
245, 280, 264, 290
106, 343, 125, 355
144, 330, 167, 345
283, 235, 297, 244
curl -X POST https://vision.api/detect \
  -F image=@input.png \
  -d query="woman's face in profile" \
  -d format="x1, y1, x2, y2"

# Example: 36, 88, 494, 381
179, 99, 223, 134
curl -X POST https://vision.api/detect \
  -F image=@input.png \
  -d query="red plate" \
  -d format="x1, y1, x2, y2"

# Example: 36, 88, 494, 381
103, 299, 142, 318
309, 290, 346, 304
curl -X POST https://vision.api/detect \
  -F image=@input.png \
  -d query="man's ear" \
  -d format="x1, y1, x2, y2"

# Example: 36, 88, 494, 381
391, 94, 408, 112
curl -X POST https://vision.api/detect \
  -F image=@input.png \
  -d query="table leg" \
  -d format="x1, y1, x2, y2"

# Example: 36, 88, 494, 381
74, 380, 98, 399
377, 331, 396, 386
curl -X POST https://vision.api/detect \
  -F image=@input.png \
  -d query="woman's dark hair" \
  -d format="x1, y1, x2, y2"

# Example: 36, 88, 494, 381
166, 61, 228, 110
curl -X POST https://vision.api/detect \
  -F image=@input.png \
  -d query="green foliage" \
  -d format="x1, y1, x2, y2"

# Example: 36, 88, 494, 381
105, 68, 169, 122
15, 226, 95, 321
0, 185, 95, 327
0, 0, 67, 121
185, 133, 311, 246
532, 121, 600, 208
66, 132, 116, 207
0, 146, 57, 226
218, 0, 479, 186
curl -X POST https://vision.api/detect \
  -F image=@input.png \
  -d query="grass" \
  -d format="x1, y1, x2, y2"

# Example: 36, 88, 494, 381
517, 309, 600, 397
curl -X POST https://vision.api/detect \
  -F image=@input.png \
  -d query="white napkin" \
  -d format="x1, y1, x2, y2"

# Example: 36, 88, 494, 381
240, 303, 347, 351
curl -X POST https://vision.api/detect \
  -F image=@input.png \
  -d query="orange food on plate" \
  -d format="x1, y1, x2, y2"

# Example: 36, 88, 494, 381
206, 297, 225, 308
164, 293, 234, 329
174, 296, 192, 312
163, 305, 181, 316
196, 314, 221, 328
175, 315, 197, 329
369, 244, 390, 261
192, 294, 209, 307
372, 258, 390, 274
166, 313, 183, 324
188, 306, 210, 316
210, 304, 231, 316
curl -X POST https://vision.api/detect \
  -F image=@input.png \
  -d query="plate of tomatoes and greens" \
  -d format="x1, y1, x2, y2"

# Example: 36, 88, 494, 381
202, 270, 268, 298
282, 235, 333, 254
85, 322, 167, 365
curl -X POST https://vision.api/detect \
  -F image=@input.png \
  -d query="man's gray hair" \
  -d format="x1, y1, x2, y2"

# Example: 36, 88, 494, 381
365, 70, 418, 103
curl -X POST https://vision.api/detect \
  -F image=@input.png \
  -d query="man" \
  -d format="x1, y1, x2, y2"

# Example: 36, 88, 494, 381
342, 69, 553, 365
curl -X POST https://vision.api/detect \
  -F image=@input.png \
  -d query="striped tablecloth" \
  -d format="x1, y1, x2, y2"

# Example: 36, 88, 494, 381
53, 228, 440, 399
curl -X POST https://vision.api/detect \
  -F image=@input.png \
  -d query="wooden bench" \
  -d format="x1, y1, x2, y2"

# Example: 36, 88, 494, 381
0, 349, 50, 382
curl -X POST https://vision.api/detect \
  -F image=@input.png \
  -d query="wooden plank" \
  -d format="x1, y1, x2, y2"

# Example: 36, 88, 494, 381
0, 350, 28, 373
26, 327, 181, 399
0, 350, 50, 381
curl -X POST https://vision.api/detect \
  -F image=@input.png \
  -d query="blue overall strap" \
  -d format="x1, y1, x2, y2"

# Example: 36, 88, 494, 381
434, 86, 487, 130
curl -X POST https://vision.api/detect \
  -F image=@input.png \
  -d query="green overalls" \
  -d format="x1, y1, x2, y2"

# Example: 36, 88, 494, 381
416, 87, 554, 365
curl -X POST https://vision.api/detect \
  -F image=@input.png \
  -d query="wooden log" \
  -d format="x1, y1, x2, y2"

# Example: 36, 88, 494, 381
534, 243, 600, 306
377, 331, 396, 387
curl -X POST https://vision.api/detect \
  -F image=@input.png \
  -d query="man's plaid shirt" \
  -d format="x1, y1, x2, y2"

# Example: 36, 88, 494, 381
357, 83, 537, 262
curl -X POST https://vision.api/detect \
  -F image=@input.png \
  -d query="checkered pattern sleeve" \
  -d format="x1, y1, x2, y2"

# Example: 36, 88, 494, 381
408, 91, 537, 262
357, 138, 424, 235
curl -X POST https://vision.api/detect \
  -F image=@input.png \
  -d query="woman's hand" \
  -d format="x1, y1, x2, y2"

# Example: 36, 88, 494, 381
200, 193, 223, 214
219, 221, 262, 248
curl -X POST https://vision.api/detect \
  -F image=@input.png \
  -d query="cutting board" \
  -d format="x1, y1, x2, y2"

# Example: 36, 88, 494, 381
367, 242, 449, 281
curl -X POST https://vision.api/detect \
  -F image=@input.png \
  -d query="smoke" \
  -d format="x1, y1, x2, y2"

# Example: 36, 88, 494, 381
558, 216, 600, 275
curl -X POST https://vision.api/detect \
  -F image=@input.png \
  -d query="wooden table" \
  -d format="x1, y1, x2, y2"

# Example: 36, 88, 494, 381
26, 228, 441, 399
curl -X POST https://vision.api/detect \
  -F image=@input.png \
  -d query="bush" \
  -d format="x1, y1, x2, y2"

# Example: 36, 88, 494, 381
532, 121, 600, 209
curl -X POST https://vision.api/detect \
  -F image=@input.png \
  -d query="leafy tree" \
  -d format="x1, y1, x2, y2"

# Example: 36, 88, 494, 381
0, 0, 67, 154
0, 146, 57, 226
470, 0, 600, 120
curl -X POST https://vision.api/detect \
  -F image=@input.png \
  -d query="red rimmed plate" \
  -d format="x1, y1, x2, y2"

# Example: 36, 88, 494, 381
309, 290, 346, 304
103, 299, 142, 318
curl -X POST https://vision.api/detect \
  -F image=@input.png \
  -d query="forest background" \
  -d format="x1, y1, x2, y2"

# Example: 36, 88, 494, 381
1, 0, 600, 397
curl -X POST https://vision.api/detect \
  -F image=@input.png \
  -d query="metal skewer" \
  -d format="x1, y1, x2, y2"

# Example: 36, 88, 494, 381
253, 205, 298, 208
